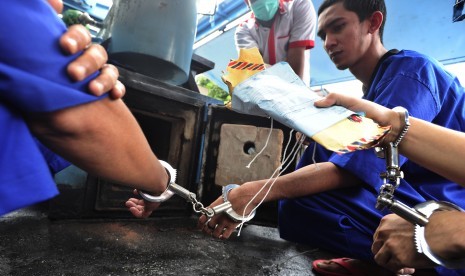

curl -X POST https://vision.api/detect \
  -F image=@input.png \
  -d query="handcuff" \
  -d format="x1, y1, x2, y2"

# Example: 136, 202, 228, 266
138, 160, 176, 202
414, 201, 465, 269
375, 107, 465, 269
138, 161, 255, 224
220, 184, 256, 223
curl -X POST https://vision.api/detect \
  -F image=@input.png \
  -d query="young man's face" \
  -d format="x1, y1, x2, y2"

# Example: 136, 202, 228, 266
317, 2, 372, 70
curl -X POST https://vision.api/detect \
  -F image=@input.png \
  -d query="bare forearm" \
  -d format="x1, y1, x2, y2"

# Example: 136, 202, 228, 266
27, 98, 168, 194
239, 162, 360, 205
287, 47, 306, 80
315, 94, 465, 187
426, 211, 465, 260
399, 118, 465, 187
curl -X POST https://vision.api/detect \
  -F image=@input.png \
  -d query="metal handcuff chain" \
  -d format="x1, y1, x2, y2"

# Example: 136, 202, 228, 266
376, 144, 465, 268
138, 161, 255, 223
375, 108, 465, 268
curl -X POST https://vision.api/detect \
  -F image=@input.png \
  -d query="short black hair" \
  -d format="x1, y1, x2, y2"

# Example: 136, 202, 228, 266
318, 0, 386, 43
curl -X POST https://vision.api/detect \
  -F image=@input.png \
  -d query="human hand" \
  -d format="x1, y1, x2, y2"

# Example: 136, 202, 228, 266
197, 196, 242, 239
49, 0, 125, 100
125, 189, 161, 218
197, 186, 256, 239
50, 2, 125, 100
59, 25, 126, 99
312, 87, 330, 97
314, 92, 394, 127
372, 214, 432, 273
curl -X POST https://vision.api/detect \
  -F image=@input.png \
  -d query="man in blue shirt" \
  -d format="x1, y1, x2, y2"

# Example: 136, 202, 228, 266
1, 0, 168, 217
196, 0, 465, 275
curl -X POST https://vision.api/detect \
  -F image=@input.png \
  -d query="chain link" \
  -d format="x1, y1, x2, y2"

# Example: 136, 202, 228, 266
191, 199, 215, 217
376, 143, 404, 210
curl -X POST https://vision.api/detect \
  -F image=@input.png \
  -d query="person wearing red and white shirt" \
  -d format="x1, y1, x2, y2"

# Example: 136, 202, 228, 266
236, 0, 317, 86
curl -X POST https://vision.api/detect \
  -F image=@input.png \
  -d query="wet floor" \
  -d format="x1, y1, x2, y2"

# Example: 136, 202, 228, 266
0, 205, 337, 276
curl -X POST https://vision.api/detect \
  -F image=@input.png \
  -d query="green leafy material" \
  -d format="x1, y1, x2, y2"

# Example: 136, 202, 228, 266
196, 75, 231, 104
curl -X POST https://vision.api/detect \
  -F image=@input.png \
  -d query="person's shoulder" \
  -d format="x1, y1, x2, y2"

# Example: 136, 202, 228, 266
284, 0, 315, 19
393, 50, 433, 62
387, 50, 437, 68
398, 49, 430, 59
384, 50, 452, 84
285, 0, 315, 9
284, 0, 314, 4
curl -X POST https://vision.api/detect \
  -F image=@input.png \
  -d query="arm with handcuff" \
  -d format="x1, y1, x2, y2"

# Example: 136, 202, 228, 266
314, 94, 465, 270
357, 105, 465, 270
136, 161, 256, 232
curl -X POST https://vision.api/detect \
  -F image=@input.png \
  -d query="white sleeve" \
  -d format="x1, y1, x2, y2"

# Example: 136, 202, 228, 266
234, 19, 260, 51
289, 0, 317, 46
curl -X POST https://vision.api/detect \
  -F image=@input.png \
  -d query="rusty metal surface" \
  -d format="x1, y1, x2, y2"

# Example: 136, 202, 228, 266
0, 206, 336, 276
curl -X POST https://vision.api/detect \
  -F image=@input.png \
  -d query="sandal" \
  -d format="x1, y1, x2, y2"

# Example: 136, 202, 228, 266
312, 257, 366, 276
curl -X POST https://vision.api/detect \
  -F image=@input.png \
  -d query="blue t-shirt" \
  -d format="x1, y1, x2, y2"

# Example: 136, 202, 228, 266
330, 50, 465, 209
0, 0, 107, 215
279, 50, 465, 275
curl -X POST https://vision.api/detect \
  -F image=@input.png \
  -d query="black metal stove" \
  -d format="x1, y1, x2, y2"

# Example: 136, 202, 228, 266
50, 61, 296, 226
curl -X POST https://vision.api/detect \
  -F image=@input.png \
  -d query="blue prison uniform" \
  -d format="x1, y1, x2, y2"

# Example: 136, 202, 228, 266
278, 50, 465, 276
0, 0, 106, 216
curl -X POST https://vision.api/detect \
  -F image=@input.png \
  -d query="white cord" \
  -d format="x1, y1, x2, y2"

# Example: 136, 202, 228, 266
311, 140, 320, 170
236, 131, 306, 236
246, 118, 274, 169
281, 129, 295, 168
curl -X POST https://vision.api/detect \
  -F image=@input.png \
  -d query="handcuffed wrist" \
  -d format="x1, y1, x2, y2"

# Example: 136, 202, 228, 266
222, 184, 240, 203
391, 107, 410, 147
378, 107, 410, 148
220, 184, 256, 223
138, 160, 176, 202
414, 200, 465, 269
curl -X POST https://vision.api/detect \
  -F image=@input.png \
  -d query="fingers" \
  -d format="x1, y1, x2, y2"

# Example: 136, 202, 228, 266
371, 239, 383, 256
198, 215, 216, 234
373, 243, 388, 264
372, 220, 385, 254
60, 24, 92, 55
314, 92, 361, 110
60, 24, 125, 99
198, 215, 236, 239
108, 80, 126, 99
373, 242, 409, 273
373, 244, 395, 271
125, 198, 147, 218
314, 92, 394, 127
68, 43, 124, 98
197, 214, 209, 227
125, 197, 159, 219
210, 220, 232, 239
67, 43, 108, 81
313, 92, 340, 107
218, 224, 235, 239
87, 64, 125, 98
